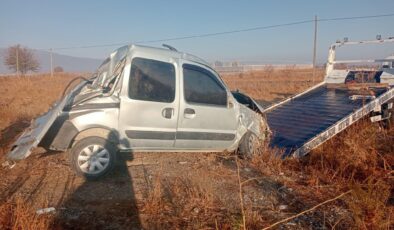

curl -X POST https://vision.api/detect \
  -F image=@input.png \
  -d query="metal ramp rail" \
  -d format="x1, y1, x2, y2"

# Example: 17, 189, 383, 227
263, 37, 394, 157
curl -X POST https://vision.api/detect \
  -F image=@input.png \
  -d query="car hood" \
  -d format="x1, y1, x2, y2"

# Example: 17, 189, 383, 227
231, 91, 265, 114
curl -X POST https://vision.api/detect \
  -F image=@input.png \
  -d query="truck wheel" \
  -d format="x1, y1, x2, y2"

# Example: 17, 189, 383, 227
239, 132, 259, 158
70, 136, 116, 179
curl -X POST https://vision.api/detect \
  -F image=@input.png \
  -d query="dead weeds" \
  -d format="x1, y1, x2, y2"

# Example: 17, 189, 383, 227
0, 198, 53, 230
250, 119, 394, 229
141, 174, 234, 229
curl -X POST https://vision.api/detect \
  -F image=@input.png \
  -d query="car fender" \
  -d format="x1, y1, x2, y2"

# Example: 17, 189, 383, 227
40, 108, 119, 151
227, 104, 268, 151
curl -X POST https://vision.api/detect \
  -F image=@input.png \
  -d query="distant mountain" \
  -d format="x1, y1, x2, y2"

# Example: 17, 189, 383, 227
0, 48, 102, 74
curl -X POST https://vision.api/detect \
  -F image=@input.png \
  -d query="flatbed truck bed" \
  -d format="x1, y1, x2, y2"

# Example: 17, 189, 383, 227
264, 83, 394, 156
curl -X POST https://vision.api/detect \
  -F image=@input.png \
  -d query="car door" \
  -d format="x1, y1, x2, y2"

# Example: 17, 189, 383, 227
118, 56, 179, 150
175, 62, 238, 150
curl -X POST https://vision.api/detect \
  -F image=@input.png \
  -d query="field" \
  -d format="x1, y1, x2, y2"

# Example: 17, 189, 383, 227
0, 69, 393, 229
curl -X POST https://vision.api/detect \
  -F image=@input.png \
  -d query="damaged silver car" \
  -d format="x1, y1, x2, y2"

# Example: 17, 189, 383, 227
7, 44, 269, 179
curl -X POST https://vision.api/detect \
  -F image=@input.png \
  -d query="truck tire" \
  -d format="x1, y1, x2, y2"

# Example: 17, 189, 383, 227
70, 136, 116, 179
239, 132, 259, 158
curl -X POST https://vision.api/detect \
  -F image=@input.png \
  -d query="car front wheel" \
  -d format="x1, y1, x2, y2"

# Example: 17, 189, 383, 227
70, 136, 116, 179
239, 132, 260, 158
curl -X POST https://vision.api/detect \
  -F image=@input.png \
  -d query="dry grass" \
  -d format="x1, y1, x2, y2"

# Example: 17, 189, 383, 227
0, 198, 52, 230
301, 120, 394, 229
251, 119, 394, 229
221, 67, 325, 101
141, 175, 232, 229
299, 120, 394, 184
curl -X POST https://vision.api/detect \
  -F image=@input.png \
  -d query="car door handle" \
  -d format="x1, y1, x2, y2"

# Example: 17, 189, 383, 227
162, 108, 174, 119
184, 108, 195, 119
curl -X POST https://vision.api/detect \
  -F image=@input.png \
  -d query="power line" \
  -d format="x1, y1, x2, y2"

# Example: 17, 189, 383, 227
52, 42, 130, 50
43, 13, 394, 51
134, 13, 394, 44
319, 13, 394, 22
48, 19, 312, 50
134, 20, 313, 44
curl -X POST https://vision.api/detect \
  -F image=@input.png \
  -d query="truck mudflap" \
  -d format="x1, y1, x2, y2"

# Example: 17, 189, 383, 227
6, 81, 86, 161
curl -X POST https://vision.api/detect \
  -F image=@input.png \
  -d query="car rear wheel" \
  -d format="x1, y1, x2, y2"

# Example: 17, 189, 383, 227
239, 132, 260, 158
70, 136, 116, 179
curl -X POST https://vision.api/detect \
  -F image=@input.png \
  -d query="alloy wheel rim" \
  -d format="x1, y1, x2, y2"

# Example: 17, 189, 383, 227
77, 144, 110, 174
248, 134, 257, 155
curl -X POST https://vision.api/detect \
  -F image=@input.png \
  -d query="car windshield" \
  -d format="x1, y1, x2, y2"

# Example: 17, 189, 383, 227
90, 57, 110, 89
90, 45, 129, 90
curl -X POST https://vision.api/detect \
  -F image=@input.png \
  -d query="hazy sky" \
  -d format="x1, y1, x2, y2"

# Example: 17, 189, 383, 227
1, 0, 394, 63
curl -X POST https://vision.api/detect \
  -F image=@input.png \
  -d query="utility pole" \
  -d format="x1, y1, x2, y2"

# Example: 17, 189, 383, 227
50, 48, 53, 77
312, 15, 318, 83
16, 47, 19, 77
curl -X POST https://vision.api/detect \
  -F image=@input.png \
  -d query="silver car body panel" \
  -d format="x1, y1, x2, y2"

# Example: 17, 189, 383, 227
69, 96, 120, 133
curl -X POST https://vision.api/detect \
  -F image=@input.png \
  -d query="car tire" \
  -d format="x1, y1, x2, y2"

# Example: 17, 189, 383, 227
239, 132, 259, 159
70, 136, 116, 180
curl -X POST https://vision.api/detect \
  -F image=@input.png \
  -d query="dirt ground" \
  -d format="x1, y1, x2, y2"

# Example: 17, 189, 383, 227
0, 147, 349, 229
0, 70, 392, 229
